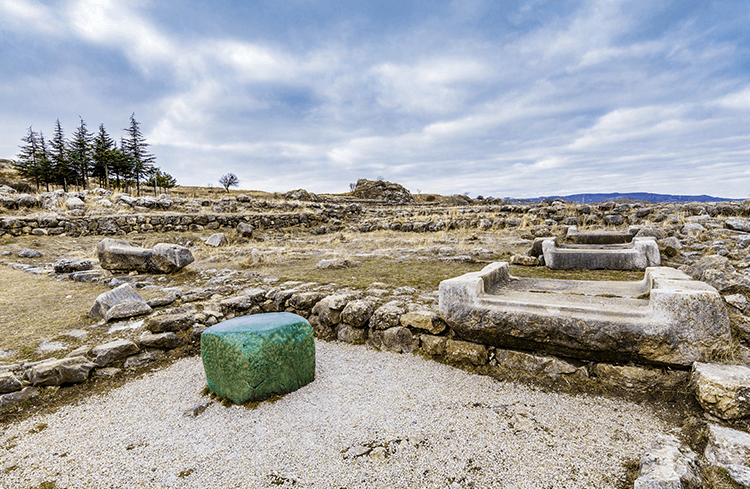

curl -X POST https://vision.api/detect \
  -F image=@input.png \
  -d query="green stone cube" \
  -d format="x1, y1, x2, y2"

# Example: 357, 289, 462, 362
201, 312, 315, 404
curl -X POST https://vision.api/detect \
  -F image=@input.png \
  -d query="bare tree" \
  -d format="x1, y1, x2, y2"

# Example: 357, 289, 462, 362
219, 173, 239, 192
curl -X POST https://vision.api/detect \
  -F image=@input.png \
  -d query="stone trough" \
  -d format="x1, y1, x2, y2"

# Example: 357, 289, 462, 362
565, 225, 640, 244
439, 262, 730, 367
541, 236, 661, 270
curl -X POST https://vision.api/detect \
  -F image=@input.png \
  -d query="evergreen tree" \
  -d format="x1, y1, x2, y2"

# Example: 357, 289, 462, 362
111, 142, 133, 191
14, 126, 42, 189
122, 113, 155, 196
37, 131, 53, 192
145, 168, 177, 195
50, 119, 71, 192
69, 116, 93, 189
92, 124, 115, 189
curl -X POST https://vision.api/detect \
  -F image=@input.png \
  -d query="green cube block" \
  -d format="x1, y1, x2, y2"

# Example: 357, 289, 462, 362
201, 312, 315, 404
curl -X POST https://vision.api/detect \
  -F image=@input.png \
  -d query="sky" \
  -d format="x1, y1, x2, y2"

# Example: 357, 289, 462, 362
1, 0, 749, 199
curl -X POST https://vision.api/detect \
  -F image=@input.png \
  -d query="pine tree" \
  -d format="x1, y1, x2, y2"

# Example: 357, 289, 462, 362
50, 119, 71, 192
122, 113, 155, 196
15, 126, 42, 189
69, 116, 93, 189
37, 131, 53, 192
92, 124, 115, 189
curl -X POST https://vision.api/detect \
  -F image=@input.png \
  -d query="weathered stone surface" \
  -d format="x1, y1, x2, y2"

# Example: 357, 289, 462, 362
287, 291, 326, 311
104, 301, 153, 321
220, 289, 268, 313
144, 313, 195, 333
26, 357, 96, 386
692, 362, 750, 420
124, 350, 164, 369
633, 435, 701, 489
726, 294, 750, 315
138, 331, 185, 349
400, 310, 446, 335
420, 334, 447, 356
205, 233, 228, 247
440, 262, 731, 367
352, 179, 415, 204
658, 237, 683, 257
201, 312, 315, 404
89, 284, 151, 320
53, 259, 93, 273
542, 237, 660, 270
727, 217, 750, 233
686, 255, 750, 295
237, 222, 254, 237
341, 299, 375, 328
592, 364, 688, 391
97, 238, 194, 273
65, 345, 91, 358
0, 387, 40, 409
65, 196, 85, 210
91, 339, 140, 367
18, 248, 43, 258
337, 324, 367, 343
370, 301, 406, 330
311, 294, 357, 327
146, 292, 178, 308
445, 340, 488, 366
705, 424, 750, 467
0, 372, 23, 393
316, 258, 353, 269
510, 254, 541, 266
494, 349, 578, 378
368, 326, 419, 353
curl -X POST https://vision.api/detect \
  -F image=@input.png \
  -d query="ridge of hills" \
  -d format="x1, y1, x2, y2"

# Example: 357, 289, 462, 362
532, 192, 737, 204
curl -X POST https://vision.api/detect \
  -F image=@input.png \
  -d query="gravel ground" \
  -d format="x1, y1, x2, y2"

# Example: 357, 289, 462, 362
0, 341, 673, 489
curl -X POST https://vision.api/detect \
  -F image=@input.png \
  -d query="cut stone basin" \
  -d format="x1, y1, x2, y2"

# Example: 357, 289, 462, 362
439, 262, 730, 367
566, 225, 639, 244
541, 237, 660, 270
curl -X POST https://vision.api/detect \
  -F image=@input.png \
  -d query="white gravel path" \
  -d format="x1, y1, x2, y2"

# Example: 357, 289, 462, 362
0, 341, 673, 488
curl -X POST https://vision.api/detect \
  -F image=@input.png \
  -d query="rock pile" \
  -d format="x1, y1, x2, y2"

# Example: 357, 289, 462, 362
352, 179, 416, 204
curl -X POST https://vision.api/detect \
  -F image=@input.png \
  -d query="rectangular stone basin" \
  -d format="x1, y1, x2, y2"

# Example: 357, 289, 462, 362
439, 262, 730, 367
566, 225, 639, 244
542, 237, 660, 270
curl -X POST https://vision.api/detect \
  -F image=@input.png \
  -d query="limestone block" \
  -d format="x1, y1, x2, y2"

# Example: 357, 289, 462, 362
692, 362, 750, 420
65, 197, 85, 210
400, 310, 446, 335
138, 331, 185, 349
341, 300, 375, 328
27, 357, 96, 386
634, 435, 701, 489
420, 334, 447, 356
97, 238, 194, 274
705, 424, 750, 466
316, 258, 353, 269
145, 313, 195, 333
337, 324, 367, 344
495, 349, 578, 378
91, 339, 140, 367
201, 312, 315, 404
124, 350, 163, 369
370, 301, 406, 330
104, 301, 153, 321
53, 259, 92, 273
151, 243, 195, 272
592, 364, 688, 391
205, 233, 227, 247
445, 340, 488, 366
727, 217, 750, 233
0, 372, 23, 393
89, 284, 151, 320
287, 291, 326, 311
381, 326, 419, 353
237, 222, 254, 237
311, 294, 358, 327
0, 387, 40, 409
725, 464, 750, 488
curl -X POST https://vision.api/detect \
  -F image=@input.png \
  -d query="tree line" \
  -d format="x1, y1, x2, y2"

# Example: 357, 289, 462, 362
13, 113, 176, 196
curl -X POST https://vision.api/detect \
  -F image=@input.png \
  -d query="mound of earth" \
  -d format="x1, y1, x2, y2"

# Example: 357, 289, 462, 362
352, 179, 415, 204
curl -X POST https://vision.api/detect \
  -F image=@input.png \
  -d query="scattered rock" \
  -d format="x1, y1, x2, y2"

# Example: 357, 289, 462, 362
97, 238, 194, 274
400, 310, 446, 335
95, 368, 122, 378
316, 258, 353, 269
53, 259, 93, 273
91, 339, 140, 367
592, 364, 688, 391
18, 248, 42, 258
205, 233, 228, 247
493, 349, 578, 379
727, 217, 750, 233
692, 362, 750, 420
65, 196, 85, 210
124, 350, 163, 369
352, 179, 415, 204
144, 313, 196, 333
237, 222, 254, 237
25, 357, 96, 386
634, 435, 701, 489
138, 331, 185, 349
341, 300, 375, 328
0, 386, 40, 409
89, 284, 152, 321
705, 424, 750, 466
370, 301, 407, 330
0, 372, 23, 394
445, 340, 488, 366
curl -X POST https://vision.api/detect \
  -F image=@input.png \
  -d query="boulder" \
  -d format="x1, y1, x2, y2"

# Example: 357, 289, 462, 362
97, 238, 194, 274
18, 248, 43, 258
633, 435, 701, 489
337, 324, 368, 343
287, 291, 326, 311
65, 197, 85, 210
284, 188, 319, 201
686, 255, 750, 295
400, 310, 446, 335
53, 259, 93, 274
369, 326, 419, 353
420, 334, 447, 356
124, 350, 163, 369
705, 424, 750, 466
493, 349, 578, 379
91, 339, 140, 367
144, 313, 195, 333
692, 362, 750, 420
237, 222, 254, 237
658, 237, 683, 257
592, 364, 688, 391
445, 340, 488, 366
316, 258, 353, 269
0, 387, 40, 409
727, 217, 750, 233
201, 312, 315, 404
138, 331, 185, 349
369, 301, 406, 330
0, 372, 23, 393
26, 357, 96, 386
205, 233, 228, 247
89, 284, 151, 321
352, 179, 415, 204
341, 299, 376, 328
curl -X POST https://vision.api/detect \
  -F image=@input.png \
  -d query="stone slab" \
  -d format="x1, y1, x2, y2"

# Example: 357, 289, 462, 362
201, 312, 315, 404
692, 363, 750, 420
439, 262, 730, 367
542, 236, 660, 270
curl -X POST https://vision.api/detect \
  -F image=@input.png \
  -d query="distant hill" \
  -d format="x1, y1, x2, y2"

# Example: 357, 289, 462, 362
533, 192, 739, 204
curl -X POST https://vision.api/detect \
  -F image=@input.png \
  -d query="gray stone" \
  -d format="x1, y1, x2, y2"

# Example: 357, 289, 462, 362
658, 237, 683, 257
634, 435, 701, 489
95, 367, 122, 378
311, 294, 357, 327
542, 237, 660, 270
705, 424, 750, 466
440, 262, 731, 367
687, 255, 750, 295
370, 301, 406, 330
18, 248, 43, 258
205, 233, 228, 247
509, 254, 541, 266
341, 299, 376, 328
287, 291, 327, 311
726, 294, 750, 315
36, 341, 66, 354
592, 364, 688, 390
89, 283, 151, 320
104, 301, 153, 321
97, 238, 194, 274
124, 350, 163, 369
337, 324, 367, 343
237, 222, 254, 237
692, 362, 750, 420
144, 313, 195, 333
725, 464, 750, 488
400, 309, 446, 335
445, 340, 488, 366
65, 345, 92, 358
0, 387, 40, 409
138, 331, 185, 349
682, 223, 706, 236
494, 349, 578, 378
26, 357, 96, 386
146, 292, 178, 308
0, 372, 23, 393
91, 339, 140, 367
727, 217, 750, 233
369, 326, 419, 353
420, 334, 447, 356
316, 258, 353, 269
65, 197, 85, 210
53, 259, 93, 273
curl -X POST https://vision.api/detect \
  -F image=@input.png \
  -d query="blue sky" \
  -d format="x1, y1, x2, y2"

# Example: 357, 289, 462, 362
1, 0, 749, 198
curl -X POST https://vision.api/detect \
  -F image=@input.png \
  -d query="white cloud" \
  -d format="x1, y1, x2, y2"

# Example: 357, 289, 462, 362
0, 0, 62, 34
